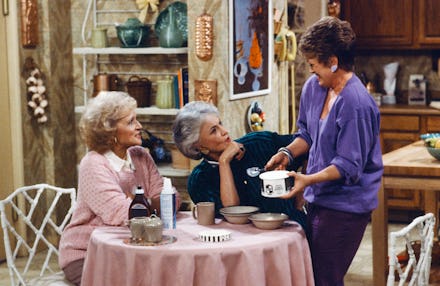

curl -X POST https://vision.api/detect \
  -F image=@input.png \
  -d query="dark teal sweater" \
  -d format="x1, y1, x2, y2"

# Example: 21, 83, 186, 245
187, 131, 306, 228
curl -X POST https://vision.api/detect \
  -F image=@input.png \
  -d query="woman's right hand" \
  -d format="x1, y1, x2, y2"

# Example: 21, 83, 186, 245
265, 151, 289, 171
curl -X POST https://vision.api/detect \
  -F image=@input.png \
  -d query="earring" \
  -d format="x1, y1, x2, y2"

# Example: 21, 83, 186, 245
200, 147, 210, 155
330, 64, 338, 73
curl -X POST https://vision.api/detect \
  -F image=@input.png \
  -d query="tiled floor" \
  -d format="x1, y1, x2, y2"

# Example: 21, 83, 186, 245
0, 222, 430, 285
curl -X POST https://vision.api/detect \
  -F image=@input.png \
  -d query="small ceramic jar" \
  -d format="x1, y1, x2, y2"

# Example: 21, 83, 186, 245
142, 214, 163, 243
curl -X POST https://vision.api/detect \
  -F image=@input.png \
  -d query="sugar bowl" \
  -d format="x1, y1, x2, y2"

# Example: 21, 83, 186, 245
127, 214, 163, 243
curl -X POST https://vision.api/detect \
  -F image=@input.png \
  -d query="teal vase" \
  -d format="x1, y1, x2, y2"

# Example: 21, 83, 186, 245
159, 7, 183, 48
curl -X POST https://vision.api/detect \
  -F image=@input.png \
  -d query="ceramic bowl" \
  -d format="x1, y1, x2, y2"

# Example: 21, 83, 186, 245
420, 133, 440, 160
248, 213, 289, 230
115, 19, 151, 48
427, 147, 440, 161
219, 206, 259, 224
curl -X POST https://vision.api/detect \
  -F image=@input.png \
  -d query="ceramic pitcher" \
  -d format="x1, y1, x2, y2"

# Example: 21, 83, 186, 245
156, 77, 174, 109
159, 7, 183, 48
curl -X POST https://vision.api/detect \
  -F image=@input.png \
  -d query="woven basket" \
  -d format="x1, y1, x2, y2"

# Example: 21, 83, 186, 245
126, 75, 152, 107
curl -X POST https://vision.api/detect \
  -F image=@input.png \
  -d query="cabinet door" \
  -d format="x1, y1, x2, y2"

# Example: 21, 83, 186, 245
417, 0, 440, 45
342, 0, 413, 48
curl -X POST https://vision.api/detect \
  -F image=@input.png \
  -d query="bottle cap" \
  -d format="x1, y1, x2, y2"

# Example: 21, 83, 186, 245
161, 177, 174, 194
135, 185, 144, 194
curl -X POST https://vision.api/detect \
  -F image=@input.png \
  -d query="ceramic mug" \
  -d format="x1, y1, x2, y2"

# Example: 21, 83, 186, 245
192, 202, 215, 225
91, 28, 108, 48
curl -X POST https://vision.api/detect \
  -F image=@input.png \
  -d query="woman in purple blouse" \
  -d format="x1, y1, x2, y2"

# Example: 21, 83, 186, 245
266, 16, 383, 285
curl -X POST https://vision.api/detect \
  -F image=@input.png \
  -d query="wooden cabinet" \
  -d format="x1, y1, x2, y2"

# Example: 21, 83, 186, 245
380, 105, 440, 211
342, 0, 440, 49
417, 0, 440, 45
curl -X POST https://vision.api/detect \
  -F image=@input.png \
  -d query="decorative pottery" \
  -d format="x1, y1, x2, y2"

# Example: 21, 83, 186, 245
155, 77, 174, 108
116, 18, 151, 48
155, 1, 187, 46
159, 7, 183, 48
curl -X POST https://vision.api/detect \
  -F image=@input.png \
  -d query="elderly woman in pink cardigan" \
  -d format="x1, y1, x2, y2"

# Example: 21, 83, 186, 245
59, 91, 181, 285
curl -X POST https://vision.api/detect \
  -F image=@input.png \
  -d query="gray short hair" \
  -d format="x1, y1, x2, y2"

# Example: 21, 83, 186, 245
80, 91, 137, 153
173, 101, 219, 160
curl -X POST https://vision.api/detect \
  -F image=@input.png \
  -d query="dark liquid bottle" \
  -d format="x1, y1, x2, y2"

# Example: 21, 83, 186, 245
128, 186, 151, 219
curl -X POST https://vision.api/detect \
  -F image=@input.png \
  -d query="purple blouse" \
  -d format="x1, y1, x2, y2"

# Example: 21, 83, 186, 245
296, 74, 383, 213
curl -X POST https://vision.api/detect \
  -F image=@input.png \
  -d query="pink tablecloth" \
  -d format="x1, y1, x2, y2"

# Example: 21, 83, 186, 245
81, 212, 314, 286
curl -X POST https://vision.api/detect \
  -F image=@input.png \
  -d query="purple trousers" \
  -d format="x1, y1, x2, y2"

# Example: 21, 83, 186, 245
306, 204, 370, 286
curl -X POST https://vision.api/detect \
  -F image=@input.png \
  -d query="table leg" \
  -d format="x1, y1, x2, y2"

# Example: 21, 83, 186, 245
372, 179, 388, 286
424, 190, 439, 237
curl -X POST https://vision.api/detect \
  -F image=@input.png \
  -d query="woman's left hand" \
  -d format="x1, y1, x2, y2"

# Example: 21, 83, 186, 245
279, 171, 309, 199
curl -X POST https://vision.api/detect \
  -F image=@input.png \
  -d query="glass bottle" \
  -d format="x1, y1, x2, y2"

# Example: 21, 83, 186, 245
159, 7, 183, 48
128, 186, 151, 219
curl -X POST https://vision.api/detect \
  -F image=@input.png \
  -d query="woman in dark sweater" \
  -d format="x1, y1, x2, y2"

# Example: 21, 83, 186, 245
172, 101, 306, 228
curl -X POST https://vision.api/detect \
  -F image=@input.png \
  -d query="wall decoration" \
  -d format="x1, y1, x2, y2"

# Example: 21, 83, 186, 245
229, 0, 272, 100
23, 57, 48, 123
20, 0, 38, 48
195, 11, 214, 61
247, 101, 265, 131
195, 79, 217, 105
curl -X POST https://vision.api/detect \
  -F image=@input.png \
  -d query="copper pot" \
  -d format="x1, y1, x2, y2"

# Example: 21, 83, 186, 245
93, 73, 119, 97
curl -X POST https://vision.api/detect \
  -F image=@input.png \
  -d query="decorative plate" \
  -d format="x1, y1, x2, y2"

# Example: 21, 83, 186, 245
154, 2, 188, 44
123, 235, 177, 246
247, 101, 265, 131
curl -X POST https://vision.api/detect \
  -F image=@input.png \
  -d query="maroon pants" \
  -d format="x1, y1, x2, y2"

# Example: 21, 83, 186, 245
306, 204, 370, 286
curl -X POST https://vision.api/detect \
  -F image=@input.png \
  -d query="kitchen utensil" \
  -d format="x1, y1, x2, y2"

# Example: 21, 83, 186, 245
246, 167, 265, 177
92, 73, 119, 97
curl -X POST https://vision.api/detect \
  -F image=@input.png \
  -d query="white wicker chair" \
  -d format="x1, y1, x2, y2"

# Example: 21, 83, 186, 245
387, 212, 435, 286
0, 184, 76, 286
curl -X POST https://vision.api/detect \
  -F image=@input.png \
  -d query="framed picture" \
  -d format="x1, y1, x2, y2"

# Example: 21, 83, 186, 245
229, 0, 272, 100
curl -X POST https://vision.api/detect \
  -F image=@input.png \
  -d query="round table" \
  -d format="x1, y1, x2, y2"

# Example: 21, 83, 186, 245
81, 212, 314, 286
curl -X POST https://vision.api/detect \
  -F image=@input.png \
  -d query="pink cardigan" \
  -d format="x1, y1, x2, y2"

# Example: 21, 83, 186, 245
59, 146, 180, 269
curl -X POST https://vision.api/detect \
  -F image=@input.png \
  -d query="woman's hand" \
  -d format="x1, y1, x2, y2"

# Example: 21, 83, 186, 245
265, 152, 289, 171
279, 171, 310, 200
219, 142, 245, 164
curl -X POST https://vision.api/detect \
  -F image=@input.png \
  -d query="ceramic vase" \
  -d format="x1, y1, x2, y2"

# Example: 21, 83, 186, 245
156, 77, 174, 108
159, 7, 183, 48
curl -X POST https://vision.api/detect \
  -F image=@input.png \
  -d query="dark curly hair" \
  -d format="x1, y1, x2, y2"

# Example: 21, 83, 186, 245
299, 16, 356, 71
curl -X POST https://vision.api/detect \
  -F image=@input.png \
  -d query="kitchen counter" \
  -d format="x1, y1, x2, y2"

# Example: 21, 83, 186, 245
380, 104, 440, 115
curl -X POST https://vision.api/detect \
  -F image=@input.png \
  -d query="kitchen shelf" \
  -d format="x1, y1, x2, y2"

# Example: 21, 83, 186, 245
74, 105, 179, 115
73, 47, 188, 55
